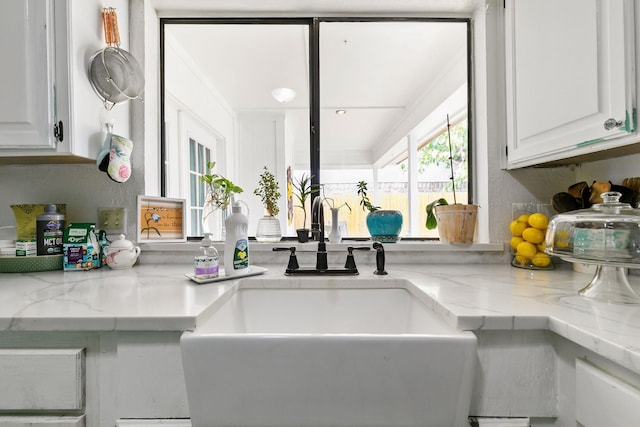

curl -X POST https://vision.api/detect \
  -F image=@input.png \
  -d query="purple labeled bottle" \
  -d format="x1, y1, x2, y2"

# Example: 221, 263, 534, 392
36, 204, 65, 256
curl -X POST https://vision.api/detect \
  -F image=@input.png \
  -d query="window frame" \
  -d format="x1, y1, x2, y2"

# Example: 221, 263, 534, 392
159, 16, 474, 237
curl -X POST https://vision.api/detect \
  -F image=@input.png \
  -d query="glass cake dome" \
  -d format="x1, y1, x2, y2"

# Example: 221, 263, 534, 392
545, 192, 640, 304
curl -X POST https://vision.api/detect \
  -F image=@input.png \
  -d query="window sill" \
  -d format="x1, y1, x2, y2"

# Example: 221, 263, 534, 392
140, 240, 504, 253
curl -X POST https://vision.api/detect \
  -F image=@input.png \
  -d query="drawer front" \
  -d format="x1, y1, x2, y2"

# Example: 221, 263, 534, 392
0, 415, 85, 427
0, 349, 85, 411
576, 358, 640, 426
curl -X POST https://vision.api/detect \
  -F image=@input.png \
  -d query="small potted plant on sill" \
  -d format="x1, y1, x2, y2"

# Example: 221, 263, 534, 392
201, 161, 243, 240
253, 166, 282, 242
291, 173, 319, 242
321, 185, 351, 243
425, 115, 478, 243
357, 180, 403, 243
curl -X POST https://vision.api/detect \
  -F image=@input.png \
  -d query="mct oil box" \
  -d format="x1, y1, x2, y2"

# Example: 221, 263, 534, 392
63, 223, 102, 271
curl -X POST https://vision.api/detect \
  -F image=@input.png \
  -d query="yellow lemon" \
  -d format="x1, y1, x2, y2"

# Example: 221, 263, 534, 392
510, 236, 524, 251
537, 241, 547, 252
522, 227, 545, 244
517, 241, 537, 258
528, 212, 549, 230
514, 254, 531, 265
517, 214, 530, 223
531, 252, 551, 268
509, 220, 527, 237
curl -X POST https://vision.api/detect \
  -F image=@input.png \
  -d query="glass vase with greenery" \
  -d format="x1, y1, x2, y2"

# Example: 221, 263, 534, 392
201, 162, 243, 239
201, 161, 243, 211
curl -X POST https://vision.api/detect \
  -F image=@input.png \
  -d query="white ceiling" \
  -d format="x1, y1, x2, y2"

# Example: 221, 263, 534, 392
166, 20, 467, 168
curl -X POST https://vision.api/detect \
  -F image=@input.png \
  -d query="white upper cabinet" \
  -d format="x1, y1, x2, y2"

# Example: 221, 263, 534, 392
0, 0, 130, 164
505, 0, 636, 169
0, 1, 59, 151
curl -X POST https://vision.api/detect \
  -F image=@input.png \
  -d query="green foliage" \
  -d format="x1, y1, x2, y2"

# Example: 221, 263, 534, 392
200, 162, 244, 210
254, 166, 281, 216
291, 173, 319, 228
357, 181, 380, 212
401, 120, 468, 192
425, 198, 448, 230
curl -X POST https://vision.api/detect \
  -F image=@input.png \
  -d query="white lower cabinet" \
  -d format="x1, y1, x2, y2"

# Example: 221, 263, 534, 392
0, 348, 85, 427
575, 358, 640, 426
0, 416, 85, 427
0, 349, 85, 411
116, 420, 191, 427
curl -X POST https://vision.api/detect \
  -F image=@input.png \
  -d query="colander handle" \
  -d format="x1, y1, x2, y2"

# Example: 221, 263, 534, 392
102, 8, 120, 47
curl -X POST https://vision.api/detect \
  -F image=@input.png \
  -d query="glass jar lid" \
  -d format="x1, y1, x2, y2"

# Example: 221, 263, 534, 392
546, 192, 640, 265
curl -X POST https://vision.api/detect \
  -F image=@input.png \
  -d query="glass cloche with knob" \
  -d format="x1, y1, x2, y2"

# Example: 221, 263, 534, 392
545, 191, 640, 304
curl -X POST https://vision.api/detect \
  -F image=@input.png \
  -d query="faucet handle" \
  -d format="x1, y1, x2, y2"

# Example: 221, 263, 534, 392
372, 242, 387, 275
273, 247, 299, 271
344, 246, 370, 270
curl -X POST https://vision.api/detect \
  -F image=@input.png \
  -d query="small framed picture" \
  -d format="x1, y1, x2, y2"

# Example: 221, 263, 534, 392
137, 196, 187, 243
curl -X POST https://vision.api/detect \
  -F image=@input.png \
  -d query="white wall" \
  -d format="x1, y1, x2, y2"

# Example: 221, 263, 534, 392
236, 112, 289, 236
0, 0, 629, 245
575, 153, 640, 186
164, 35, 237, 186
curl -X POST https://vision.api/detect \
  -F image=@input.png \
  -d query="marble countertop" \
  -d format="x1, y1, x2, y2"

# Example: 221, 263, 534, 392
2, 262, 640, 374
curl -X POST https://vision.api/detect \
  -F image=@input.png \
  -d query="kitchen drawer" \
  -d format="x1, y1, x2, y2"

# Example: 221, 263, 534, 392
0, 349, 85, 411
575, 358, 640, 426
0, 416, 85, 427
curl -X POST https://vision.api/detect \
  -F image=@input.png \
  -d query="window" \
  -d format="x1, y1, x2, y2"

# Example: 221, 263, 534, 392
161, 18, 471, 239
188, 137, 211, 236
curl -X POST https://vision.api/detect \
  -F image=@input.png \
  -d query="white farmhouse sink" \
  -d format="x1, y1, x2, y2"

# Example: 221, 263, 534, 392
181, 280, 477, 427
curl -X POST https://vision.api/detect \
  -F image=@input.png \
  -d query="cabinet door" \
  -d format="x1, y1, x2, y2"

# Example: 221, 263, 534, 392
575, 358, 640, 426
505, 0, 635, 169
0, 348, 85, 411
0, 416, 85, 427
0, 0, 58, 150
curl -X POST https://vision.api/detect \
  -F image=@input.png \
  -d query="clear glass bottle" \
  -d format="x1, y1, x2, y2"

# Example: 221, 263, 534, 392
194, 233, 219, 279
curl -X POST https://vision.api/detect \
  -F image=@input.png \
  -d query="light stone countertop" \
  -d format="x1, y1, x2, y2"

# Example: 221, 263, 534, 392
2, 262, 640, 375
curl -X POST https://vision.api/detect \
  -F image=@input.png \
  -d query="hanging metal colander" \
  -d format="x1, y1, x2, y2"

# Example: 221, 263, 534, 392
88, 8, 144, 109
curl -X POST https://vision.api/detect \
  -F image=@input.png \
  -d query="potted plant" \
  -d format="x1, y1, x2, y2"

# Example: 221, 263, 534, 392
291, 173, 319, 242
425, 115, 478, 243
253, 166, 282, 242
357, 180, 403, 243
201, 161, 243, 240
321, 185, 351, 243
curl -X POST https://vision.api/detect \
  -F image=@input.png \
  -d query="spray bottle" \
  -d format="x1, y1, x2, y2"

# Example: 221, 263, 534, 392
224, 201, 249, 276
194, 233, 219, 279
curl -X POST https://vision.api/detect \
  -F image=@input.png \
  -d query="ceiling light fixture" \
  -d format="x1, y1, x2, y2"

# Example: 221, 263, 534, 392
335, 109, 347, 115
271, 87, 296, 103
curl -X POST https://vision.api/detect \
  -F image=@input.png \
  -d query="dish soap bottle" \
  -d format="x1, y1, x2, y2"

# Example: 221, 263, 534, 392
224, 201, 249, 276
194, 232, 219, 279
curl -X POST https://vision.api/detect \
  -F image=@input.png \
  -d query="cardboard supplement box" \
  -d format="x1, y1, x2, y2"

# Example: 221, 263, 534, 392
63, 223, 102, 271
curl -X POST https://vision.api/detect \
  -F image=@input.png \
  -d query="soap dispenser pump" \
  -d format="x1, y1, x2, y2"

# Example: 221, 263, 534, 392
194, 233, 219, 279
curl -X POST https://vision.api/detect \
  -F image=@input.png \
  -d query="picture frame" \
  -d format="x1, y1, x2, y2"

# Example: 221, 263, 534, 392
137, 196, 187, 243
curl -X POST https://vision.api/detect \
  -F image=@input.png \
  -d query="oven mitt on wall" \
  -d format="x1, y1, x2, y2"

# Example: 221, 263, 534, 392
106, 134, 133, 183
96, 127, 112, 173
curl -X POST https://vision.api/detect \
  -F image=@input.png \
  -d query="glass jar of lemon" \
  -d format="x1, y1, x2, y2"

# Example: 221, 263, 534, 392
509, 203, 554, 270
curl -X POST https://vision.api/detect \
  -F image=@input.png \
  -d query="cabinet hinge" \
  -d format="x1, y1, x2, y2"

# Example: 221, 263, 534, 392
54, 120, 64, 142
505, 145, 508, 157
